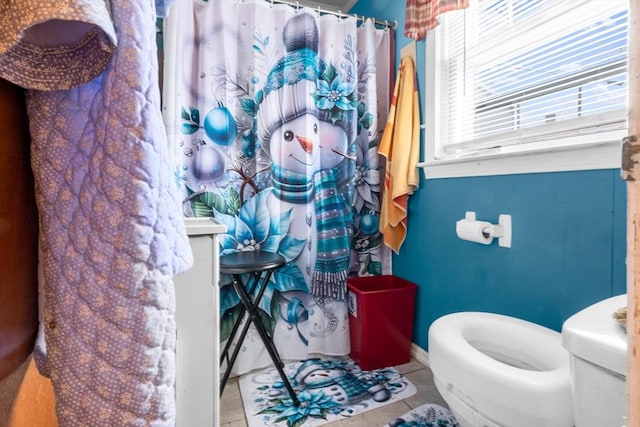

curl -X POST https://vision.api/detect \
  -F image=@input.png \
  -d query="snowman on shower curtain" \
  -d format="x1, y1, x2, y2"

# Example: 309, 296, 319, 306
256, 12, 357, 349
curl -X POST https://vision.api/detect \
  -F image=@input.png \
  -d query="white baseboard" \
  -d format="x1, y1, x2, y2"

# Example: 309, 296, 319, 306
410, 343, 430, 367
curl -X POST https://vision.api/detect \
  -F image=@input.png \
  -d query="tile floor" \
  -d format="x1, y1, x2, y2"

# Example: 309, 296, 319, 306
220, 357, 449, 427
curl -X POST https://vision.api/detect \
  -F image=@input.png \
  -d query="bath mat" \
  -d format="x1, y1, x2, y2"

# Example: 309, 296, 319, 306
239, 356, 417, 427
384, 403, 460, 427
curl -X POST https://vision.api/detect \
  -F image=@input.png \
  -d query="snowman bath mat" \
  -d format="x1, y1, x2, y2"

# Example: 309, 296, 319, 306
239, 357, 417, 427
384, 403, 460, 427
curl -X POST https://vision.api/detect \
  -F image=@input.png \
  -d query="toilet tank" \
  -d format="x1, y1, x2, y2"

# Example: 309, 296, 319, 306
561, 294, 627, 427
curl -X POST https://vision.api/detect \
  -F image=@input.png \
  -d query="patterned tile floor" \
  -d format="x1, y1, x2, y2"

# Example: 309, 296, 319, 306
220, 357, 449, 427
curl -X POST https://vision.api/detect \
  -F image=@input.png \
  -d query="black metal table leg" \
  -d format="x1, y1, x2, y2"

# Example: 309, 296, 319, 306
219, 271, 261, 366
219, 273, 265, 395
229, 272, 299, 406
218, 251, 299, 406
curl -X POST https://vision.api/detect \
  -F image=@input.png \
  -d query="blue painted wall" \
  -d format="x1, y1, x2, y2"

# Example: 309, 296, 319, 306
352, 0, 627, 350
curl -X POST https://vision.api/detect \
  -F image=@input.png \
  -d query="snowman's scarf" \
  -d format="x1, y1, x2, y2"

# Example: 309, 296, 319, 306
271, 164, 314, 203
306, 371, 374, 404
271, 165, 351, 300
311, 169, 351, 300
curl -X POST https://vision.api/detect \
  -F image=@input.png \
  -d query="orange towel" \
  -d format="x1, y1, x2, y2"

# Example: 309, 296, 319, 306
378, 55, 420, 253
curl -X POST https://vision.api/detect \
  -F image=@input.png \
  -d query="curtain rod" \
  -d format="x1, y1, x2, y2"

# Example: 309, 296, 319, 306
264, 0, 397, 29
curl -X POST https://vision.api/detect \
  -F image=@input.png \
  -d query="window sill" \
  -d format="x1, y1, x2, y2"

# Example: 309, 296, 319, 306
418, 140, 623, 179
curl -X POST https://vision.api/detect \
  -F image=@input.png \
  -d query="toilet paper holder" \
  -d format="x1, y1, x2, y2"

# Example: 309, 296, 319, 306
459, 211, 512, 248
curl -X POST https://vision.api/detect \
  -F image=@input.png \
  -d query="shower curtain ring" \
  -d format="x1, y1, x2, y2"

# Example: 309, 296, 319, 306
295, 1, 299, 11
270, 0, 274, 7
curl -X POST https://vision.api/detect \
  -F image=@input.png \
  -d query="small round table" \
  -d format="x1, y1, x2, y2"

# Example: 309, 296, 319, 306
218, 251, 299, 406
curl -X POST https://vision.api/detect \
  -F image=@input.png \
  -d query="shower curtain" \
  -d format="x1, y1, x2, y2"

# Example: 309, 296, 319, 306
163, 0, 392, 374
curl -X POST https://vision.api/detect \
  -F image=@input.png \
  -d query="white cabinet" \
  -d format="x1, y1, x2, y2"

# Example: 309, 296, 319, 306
175, 217, 226, 427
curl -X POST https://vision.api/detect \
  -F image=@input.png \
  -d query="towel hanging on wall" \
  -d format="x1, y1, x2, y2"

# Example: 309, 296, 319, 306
378, 55, 420, 254
404, 0, 469, 41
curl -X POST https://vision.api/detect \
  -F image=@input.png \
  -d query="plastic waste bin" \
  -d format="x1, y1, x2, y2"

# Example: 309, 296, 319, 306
347, 275, 417, 371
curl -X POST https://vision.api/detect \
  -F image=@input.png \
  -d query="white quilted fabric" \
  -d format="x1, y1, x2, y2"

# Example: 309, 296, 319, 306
0, 0, 117, 90
1, 0, 193, 425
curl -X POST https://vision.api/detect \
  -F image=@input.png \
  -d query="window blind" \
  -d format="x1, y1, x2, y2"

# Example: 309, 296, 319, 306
438, 0, 628, 157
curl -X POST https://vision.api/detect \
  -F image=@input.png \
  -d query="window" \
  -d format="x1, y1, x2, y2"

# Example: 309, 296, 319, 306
419, 0, 629, 178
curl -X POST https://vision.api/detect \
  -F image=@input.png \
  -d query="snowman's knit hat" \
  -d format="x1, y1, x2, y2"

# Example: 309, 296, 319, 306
256, 13, 354, 144
294, 358, 333, 385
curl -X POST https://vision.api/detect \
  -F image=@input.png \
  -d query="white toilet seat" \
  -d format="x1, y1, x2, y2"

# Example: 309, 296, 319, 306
428, 312, 574, 427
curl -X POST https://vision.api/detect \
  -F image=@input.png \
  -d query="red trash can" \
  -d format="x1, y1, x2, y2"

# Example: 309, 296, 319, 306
347, 275, 417, 371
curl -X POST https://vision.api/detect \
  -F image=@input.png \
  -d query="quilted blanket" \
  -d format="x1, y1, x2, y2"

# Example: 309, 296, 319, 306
0, 1, 193, 425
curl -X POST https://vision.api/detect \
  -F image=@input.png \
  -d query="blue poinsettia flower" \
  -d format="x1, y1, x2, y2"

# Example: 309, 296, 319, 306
353, 132, 380, 213
173, 166, 187, 189
264, 389, 340, 426
215, 189, 308, 321
315, 74, 357, 111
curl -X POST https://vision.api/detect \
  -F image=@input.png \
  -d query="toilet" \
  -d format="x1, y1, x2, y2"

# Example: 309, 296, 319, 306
561, 294, 627, 427
428, 312, 574, 427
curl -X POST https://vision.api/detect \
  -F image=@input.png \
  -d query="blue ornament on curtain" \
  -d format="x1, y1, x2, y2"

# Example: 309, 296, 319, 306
203, 102, 238, 146
192, 144, 226, 182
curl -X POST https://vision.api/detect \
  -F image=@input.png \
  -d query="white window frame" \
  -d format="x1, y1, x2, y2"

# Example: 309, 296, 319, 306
418, 0, 628, 179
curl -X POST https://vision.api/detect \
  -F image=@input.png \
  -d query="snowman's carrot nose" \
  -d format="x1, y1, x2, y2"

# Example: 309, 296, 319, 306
296, 135, 313, 153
